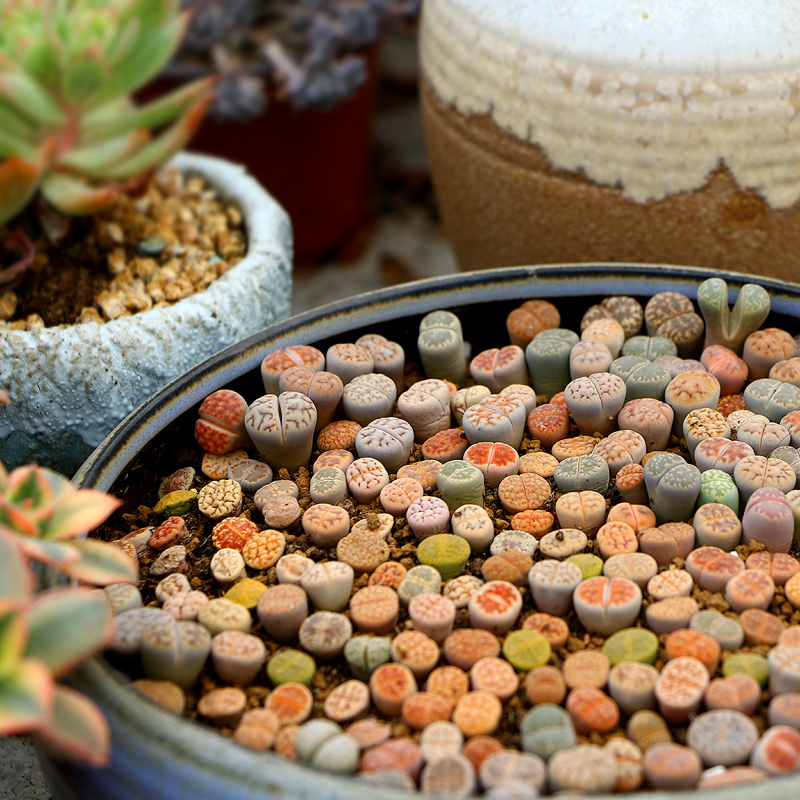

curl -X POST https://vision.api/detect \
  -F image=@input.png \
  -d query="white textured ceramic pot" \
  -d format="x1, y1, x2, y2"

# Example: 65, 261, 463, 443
44, 264, 800, 800
420, 0, 800, 276
0, 152, 292, 476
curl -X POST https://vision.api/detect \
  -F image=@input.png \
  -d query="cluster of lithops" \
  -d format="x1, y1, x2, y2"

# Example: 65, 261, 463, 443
100, 276, 800, 795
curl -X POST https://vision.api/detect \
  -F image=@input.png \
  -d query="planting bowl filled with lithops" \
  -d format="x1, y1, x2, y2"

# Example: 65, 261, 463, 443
48, 263, 800, 800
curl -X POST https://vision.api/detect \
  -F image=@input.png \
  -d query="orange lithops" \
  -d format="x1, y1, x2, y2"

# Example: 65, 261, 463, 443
596, 521, 639, 559
426, 665, 470, 710
469, 657, 519, 702
401, 691, 453, 731
266, 682, 314, 726
665, 629, 721, 675
452, 690, 503, 737
566, 687, 620, 734
211, 517, 257, 551
369, 663, 418, 716
522, 612, 570, 648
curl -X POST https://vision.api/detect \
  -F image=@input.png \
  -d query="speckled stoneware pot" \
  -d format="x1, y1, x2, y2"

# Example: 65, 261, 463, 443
42, 264, 800, 800
0, 152, 292, 476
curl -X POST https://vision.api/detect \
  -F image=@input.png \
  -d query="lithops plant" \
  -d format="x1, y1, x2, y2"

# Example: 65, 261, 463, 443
696, 278, 771, 354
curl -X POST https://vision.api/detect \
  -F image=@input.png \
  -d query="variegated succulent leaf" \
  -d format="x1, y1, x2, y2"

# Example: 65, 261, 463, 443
25, 588, 113, 678
0, 0, 212, 225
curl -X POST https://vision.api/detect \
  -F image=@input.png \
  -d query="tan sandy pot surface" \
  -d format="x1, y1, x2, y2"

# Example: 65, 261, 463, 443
420, 0, 800, 277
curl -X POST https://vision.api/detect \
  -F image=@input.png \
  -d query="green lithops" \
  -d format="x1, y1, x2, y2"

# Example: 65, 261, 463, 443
502, 629, 552, 671
267, 649, 317, 687
697, 278, 770, 354
154, 489, 198, 516
417, 534, 471, 580
601, 628, 659, 665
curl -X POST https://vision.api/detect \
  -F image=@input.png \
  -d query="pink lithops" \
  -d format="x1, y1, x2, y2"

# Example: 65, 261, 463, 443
737, 420, 791, 456
615, 463, 648, 505
704, 673, 761, 715
324, 343, 374, 384
391, 630, 441, 681
767, 645, 800, 695
245, 392, 317, 472
343, 373, 398, 426
664, 371, 721, 435
323, 680, 371, 724
278, 367, 343, 431
397, 379, 453, 442
349, 585, 399, 635
685, 546, 745, 592
655, 656, 709, 723
743, 328, 797, 380
694, 436, 755, 474
380, 477, 425, 516
564, 373, 627, 436
750, 726, 800, 775
746, 551, 800, 586
617, 397, 674, 451
527, 559, 583, 617
210, 630, 267, 685
468, 580, 522, 635
355, 417, 414, 474
693, 502, 742, 549
443, 629, 501, 671
646, 569, 694, 601
406, 495, 451, 540
463, 442, 519, 487
741, 486, 794, 553
346, 457, 390, 504
301, 503, 351, 548
462, 396, 526, 449
194, 389, 250, 454
771, 356, 800, 387
260, 346, 325, 394
469, 345, 528, 393
548, 744, 620, 794
470, 657, 519, 703
682, 407, 731, 458
573, 576, 643, 636
569, 339, 614, 379
356, 335, 406, 392
643, 742, 702, 790
701, 345, 749, 395
582, 318, 625, 359
607, 661, 659, 716
397, 459, 442, 490
450, 504, 494, 553
554, 490, 606, 535
256, 584, 308, 642
596, 520, 639, 559
409, 592, 457, 643
593, 429, 646, 477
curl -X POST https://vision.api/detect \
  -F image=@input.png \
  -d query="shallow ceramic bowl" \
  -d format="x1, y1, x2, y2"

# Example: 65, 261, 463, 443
47, 264, 800, 800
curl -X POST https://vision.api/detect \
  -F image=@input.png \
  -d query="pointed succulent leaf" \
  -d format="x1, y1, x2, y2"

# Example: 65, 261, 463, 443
0, 499, 38, 538
81, 77, 215, 142
39, 172, 117, 217
26, 588, 113, 677
99, 91, 213, 180
43, 488, 120, 540
0, 601, 28, 677
63, 537, 138, 586
0, 658, 54, 736
15, 537, 81, 574
34, 684, 110, 767
21, 40, 61, 90
87, 14, 187, 109
60, 130, 149, 175
0, 99, 36, 140
0, 127, 35, 160
0, 71, 65, 126
0, 157, 41, 226
0, 531, 33, 600
62, 51, 109, 107
5, 465, 55, 517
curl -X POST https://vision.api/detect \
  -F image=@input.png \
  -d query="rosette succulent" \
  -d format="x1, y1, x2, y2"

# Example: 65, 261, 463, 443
0, 0, 215, 283
0, 460, 137, 765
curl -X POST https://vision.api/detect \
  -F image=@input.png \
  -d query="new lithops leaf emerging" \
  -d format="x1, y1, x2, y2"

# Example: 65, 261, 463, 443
0, 0, 214, 231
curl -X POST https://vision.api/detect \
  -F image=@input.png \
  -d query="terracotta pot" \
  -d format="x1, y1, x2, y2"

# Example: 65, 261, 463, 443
0, 153, 292, 476
143, 47, 380, 263
41, 262, 800, 800
420, 0, 800, 277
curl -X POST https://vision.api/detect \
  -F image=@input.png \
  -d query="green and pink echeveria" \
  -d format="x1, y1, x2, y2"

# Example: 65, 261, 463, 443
0, 461, 137, 765
0, 0, 215, 284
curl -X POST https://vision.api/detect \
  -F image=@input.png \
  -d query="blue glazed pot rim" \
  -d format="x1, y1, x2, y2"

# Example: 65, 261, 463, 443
68, 262, 800, 800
